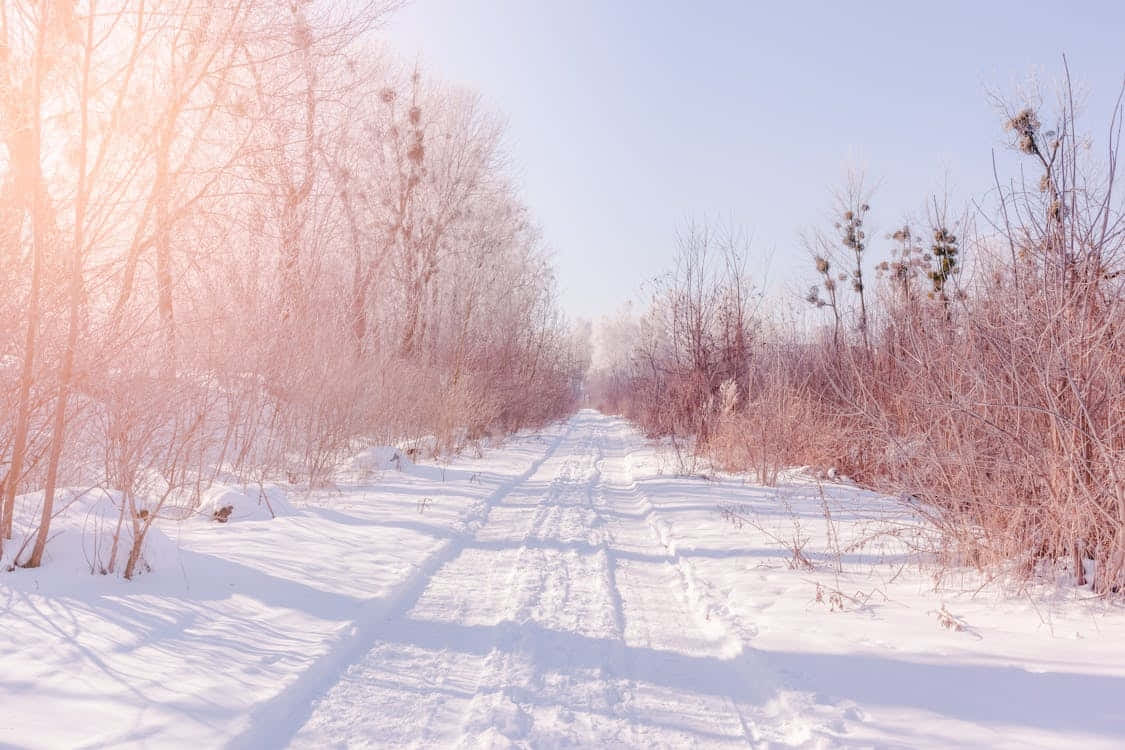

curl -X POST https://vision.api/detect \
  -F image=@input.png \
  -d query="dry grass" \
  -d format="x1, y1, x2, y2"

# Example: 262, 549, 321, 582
598, 70, 1125, 595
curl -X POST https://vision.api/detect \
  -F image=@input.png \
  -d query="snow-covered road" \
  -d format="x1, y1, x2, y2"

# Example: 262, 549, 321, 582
284, 411, 774, 748
5, 410, 1125, 749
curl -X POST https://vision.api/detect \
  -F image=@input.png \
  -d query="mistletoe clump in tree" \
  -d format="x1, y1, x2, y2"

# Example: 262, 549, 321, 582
838, 201, 871, 350
927, 226, 959, 307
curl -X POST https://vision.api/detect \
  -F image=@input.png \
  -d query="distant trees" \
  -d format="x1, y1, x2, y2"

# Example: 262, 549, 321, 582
0, 0, 586, 574
594, 222, 756, 462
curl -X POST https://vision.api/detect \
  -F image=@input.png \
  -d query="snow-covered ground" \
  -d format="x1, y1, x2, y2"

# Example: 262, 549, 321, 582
2, 409, 1125, 748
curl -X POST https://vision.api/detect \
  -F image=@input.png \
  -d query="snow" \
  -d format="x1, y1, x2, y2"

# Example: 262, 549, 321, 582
2, 487, 180, 577
2, 410, 1125, 748
196, 482, 295, 523
342, 445, 414, 477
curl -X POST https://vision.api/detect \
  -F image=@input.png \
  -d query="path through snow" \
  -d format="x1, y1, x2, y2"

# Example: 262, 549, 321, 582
285, 411, 787, 748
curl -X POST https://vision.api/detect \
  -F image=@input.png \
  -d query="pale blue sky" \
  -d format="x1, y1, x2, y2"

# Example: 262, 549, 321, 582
384, 1, 1125, 321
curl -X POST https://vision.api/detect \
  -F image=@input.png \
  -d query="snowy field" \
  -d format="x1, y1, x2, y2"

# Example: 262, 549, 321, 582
2, 409, 1124, 749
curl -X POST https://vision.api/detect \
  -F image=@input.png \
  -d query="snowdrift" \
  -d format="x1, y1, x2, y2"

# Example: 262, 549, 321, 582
344, 445, 415, 476
196, 482, 295, 523
3, 488, 178, 577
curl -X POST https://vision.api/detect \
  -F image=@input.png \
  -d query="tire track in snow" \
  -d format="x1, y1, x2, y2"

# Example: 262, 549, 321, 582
453, 452, 584, 746
608, 416, 843, 748
596, 422, 758, 747
582, 423, 642, 745
621, 440, 759, 745
225, 421, 574, 750
451, 425, 636, 747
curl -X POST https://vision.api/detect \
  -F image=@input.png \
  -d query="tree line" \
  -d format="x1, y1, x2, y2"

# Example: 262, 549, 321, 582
0, 0, 588, 576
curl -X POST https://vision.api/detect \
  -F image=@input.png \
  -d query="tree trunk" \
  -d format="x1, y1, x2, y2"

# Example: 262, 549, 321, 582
27, 5, 93, 568
1, 2, 49, 550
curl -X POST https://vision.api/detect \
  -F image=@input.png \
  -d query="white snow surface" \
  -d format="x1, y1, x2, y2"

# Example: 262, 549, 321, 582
2, 410, 1125, 749
196, 482, 295, 523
